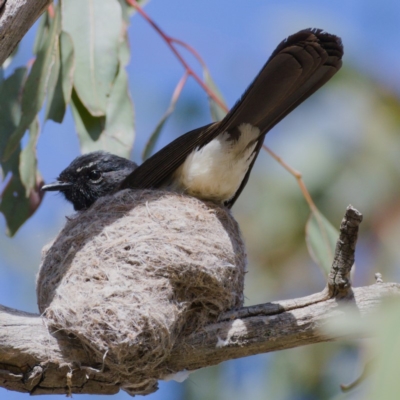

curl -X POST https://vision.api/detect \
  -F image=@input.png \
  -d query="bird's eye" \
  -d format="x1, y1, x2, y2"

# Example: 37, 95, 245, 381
88, 170, 102, 183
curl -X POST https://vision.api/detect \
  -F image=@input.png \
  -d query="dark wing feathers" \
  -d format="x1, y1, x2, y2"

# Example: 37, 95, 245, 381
119, 123, 219, 189
120, 28, 343, 206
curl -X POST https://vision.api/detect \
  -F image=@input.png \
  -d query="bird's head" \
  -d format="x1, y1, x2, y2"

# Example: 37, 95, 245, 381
42, 151, 137, 210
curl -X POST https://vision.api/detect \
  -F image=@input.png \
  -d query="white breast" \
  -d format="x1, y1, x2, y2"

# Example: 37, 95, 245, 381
170, 123, 260, 203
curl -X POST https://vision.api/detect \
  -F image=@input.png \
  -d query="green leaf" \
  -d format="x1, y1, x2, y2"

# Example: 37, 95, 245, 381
3, 10, 60, 160
305, 209, 339, 276
0, 68, 27, 173
45, 30, 75, 123
101, 61, 135, 158
62, 0, 122, 116
0, 69, 44, 236
72, 40, 135, 159
59, 31, 75, 104
0, 172, 44, 236
33, 12, 50, 55
203, 68, 228, 122
70, 89, 105, 143
45, 27, 63, 123
19, 118, 40, 195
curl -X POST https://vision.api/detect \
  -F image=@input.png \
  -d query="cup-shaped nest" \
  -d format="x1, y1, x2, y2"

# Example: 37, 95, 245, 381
37, 189, 247, 386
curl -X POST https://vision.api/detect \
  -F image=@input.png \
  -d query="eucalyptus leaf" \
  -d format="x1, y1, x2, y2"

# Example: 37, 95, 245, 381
0, 70, 43, 236
203, 68, 228, 122
59, 31, 75, 104
0, 67, 27, 173
19, 118, 40, 194
70, 89, 105, 144
62, 0, 122, 116
305, 209, 339, 276
44, 29, 75, 123
101, 61, 135, 158
45, 27, 63, 123
3, 10, 60, 160
33, 12, 50, 55
72, 40, 135, 158
0, 172, 44, 236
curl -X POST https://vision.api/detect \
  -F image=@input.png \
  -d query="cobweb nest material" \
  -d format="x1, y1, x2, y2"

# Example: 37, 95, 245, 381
37, 189, 246, 389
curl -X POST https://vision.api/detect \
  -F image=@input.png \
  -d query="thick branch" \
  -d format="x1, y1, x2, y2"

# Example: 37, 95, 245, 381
0, 282, 398, 395
0, 0, 51, 65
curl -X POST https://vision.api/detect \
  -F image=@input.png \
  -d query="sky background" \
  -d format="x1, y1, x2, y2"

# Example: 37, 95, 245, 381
1, 0, 400, 399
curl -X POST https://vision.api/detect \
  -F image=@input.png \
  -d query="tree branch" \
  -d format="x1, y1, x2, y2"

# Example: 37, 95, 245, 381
0, 283, 398, 395
0, 0, 51, 65
0, 205, 392, 396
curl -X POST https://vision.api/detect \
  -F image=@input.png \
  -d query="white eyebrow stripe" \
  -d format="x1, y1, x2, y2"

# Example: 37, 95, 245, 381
76, 161, 97, 173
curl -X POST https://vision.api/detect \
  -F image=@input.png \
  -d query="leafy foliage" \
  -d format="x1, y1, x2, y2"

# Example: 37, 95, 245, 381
0, 0, 138, 235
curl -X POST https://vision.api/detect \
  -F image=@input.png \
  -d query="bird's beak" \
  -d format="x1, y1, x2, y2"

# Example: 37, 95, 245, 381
41, 181, 73, 192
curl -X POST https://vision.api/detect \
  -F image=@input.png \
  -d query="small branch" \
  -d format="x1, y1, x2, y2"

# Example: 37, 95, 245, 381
0, 0, 52, 65
328, 205, 363, 297
262, 144, 323, 215
375, 273, 383, 283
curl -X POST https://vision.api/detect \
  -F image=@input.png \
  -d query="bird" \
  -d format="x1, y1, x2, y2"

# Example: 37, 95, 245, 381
41, 151, 138, 210
118, 28, 343, 207
42, 28, 343, 211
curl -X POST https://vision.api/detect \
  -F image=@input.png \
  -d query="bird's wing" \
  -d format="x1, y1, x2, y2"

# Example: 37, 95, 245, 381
120, 28, 343, 207
119, 122, 220, 190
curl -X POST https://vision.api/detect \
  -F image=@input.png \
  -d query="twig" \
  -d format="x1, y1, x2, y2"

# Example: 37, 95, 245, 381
262, 144, 318, 213
126, 0, 227, 112
328, 205, 363, 297
47, 3, 54, 18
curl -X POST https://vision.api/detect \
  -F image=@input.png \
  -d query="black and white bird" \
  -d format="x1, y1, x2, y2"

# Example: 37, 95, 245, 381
42, 28, 343, 210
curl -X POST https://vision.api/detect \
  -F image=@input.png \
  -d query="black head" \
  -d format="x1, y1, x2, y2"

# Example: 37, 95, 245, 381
42, 151, 137, 210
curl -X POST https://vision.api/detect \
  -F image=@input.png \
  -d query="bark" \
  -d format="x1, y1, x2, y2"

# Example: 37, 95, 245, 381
0, 0, 51, 65
0, 282, 398, 396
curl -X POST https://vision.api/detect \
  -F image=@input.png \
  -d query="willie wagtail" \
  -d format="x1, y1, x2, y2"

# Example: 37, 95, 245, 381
42, 28, 343, 210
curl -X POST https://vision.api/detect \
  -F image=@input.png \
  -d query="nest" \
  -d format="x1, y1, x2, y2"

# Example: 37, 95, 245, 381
37, 189, 246, 389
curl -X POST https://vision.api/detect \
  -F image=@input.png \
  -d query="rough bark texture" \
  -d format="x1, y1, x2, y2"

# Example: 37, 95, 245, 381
0, 0, 51, 65
0, 282, 398, 396
328, 206, 363, 297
